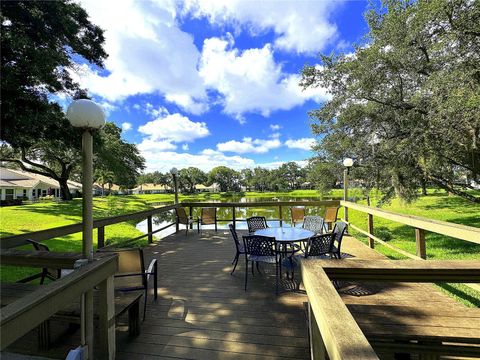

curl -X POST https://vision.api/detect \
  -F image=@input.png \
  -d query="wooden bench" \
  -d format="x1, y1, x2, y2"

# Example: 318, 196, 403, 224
0, 283, 143, 350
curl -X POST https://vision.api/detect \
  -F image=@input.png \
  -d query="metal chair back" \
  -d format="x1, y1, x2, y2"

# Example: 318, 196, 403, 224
303, 216, 324, 234
243, 235, 277, 257
229, 224, 243, 253
247, 216, 268, 233
330, 222, 347, 258
305, 235, 332, 258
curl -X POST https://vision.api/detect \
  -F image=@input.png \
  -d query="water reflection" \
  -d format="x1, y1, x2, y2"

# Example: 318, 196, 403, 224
136, 196, 334, 239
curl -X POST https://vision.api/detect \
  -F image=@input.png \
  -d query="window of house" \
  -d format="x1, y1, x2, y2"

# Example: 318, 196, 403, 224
32, 189, 36, 197
42, 189, 47, 197
5, 189, 14, 200
23, 189, 27, 197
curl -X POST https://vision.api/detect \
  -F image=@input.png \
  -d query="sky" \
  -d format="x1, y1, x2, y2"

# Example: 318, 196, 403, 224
68, 0, 370, 173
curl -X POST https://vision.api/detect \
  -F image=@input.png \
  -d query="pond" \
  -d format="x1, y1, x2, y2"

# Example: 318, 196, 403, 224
136, 194, 340, 239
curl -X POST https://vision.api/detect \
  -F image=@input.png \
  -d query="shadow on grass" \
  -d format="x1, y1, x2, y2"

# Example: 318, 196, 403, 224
437, 283, 480, 308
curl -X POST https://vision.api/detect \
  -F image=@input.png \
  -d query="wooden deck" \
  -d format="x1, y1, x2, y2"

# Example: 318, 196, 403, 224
3, 229, 479, 359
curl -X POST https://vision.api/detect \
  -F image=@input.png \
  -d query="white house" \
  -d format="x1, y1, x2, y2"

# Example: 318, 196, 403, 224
131, 183, 171, 194
0, 167, 82, 201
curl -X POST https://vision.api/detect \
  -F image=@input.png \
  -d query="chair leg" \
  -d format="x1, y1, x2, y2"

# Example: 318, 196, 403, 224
275, 262, 279, 295
143, 288, 147, 321
231, 254, 239, 275
256, 261, 260, 274
244, 258, 248, 291
251, 261, 255, 276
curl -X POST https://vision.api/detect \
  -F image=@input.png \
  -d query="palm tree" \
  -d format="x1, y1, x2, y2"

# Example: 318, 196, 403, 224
95, 169, 115, 197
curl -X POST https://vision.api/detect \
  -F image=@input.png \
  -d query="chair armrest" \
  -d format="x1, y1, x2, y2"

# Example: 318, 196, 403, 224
145, 258, 157, 281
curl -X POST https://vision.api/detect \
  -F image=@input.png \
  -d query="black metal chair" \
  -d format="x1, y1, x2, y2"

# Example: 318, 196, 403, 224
246, 216, 268, 233
329, 222, 347, 259
97, 248, 157, 320
228, 224, 245, 275
18, 239, 61, 284
242, 235, 280, 294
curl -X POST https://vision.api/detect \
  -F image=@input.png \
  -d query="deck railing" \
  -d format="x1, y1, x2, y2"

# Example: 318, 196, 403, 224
0, 252, 118, 359
302, 259, 480, 360
181, 200, 340, 228
0, 204, 178, 250
340, 200, 480, 292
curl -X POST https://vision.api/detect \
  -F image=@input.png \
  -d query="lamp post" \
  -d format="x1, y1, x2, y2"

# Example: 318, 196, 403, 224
67, 99, 105, 359
170, 167, 179, 205
343, 158, 354, 225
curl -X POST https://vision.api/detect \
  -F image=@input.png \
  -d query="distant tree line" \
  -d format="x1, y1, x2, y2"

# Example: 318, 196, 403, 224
137, 162, 311, 193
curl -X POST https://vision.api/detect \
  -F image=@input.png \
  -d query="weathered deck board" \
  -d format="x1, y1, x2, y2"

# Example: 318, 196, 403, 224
3, 229, 478, 359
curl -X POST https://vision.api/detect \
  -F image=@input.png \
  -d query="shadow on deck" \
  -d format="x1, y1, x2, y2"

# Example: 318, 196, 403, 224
117, 229, 310, 360
4, 230, 475, 359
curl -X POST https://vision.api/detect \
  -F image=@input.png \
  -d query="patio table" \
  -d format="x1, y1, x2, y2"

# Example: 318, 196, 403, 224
254, 227, 314, 278
254, 227, 314, 243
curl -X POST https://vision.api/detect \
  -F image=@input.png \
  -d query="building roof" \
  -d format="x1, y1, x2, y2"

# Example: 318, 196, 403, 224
0, 167, 82, 190
134, 183, 171, 191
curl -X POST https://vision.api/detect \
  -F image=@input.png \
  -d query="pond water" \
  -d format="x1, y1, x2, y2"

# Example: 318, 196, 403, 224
136, 195, 340, 239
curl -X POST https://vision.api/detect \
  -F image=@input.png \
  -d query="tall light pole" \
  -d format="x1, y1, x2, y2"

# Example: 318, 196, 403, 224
67, 99, 105, 359
343, 158, 354, 225
170, 167, 179, 204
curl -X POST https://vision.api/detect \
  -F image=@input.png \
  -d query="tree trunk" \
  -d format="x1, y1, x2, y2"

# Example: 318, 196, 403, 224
59, 178, 73, 201
101, 184, 105, 197
420, 178, 427, 196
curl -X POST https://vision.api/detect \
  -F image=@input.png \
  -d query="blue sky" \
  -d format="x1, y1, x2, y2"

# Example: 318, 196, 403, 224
70, 0, 369, 173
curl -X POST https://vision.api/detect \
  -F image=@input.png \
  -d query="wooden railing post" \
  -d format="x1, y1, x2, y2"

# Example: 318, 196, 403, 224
368, 214, 374, 249
415, 228, 427, 259
189, 207, 193, 229
97, 226, 105, 249
279, 205, 283, 227
147, 216, 153, 244
232, 206, 236, 229
98, 275, 115, 359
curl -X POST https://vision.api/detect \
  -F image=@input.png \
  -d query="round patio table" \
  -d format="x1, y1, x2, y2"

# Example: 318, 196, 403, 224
254, 227, 314, 243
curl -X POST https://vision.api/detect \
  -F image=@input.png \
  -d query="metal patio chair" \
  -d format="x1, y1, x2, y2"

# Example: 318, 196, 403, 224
97, 248, 157, 320
242, 235, 280, 294
17, 239, 61, 284
175, 207, 196, 235
247, 216, 268, 233
228, 224, 245, 275
302, 216, 324, 235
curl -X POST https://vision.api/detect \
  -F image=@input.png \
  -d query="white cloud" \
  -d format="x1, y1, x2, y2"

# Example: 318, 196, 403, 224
138, 113, 210, 143
137, 139, 177, 152
217, 137, 281, 154
285, 138, 316, 151
141, 149, 255, 172
75, 0, 207, 113
182, 0, 339, 54
182, 143, 189, 151
145, 104, 170, 119
255, 160, 308, 170
199, 36, 330, 118
270, 124, 281, 131
121, 122, 132, 131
